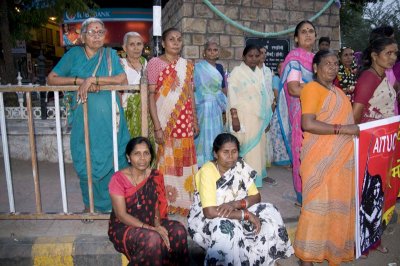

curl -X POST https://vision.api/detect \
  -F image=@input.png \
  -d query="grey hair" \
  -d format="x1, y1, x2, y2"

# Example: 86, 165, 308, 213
123, 32, 144, 46
81, 17, 104, 34
204, 40, 218, 50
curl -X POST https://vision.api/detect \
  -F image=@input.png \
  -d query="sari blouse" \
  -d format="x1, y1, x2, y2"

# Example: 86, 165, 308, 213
195, 161, 258, 208
109, 169, 168, 219
354, 70, 397, 122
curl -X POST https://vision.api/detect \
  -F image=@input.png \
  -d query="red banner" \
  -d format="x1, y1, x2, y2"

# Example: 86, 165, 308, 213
355, 116, 400, 257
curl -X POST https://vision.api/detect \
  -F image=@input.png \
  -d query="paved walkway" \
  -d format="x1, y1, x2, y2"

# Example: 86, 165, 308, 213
0, 159, 399, 265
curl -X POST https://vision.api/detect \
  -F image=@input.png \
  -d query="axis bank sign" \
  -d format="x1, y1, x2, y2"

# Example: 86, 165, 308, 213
64, 8, 152, 23
65, 10, 111, 21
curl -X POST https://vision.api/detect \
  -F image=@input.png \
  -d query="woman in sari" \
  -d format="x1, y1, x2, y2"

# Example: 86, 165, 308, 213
227, 44, 273, 188
108, 137, 189, 265
295, 50, 359, 266
147, 28, 199, 216
194, 41, 227, 168
334, 47, 358, 101
352, 37, 398, 258
277, 20, 316, 204
188, 133, 293, 265
258, 46, 277, 186
270, 62, 291, 167
120, 32, 149, 137
353, 37, 398, 124
47, 18, 130, 213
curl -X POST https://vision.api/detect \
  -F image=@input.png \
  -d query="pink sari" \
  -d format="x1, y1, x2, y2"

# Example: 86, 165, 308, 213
278, 47, 314, 203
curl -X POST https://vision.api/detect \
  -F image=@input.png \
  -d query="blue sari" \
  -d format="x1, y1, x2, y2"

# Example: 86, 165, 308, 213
53, 46, 130, 212
194, 60, 227, 167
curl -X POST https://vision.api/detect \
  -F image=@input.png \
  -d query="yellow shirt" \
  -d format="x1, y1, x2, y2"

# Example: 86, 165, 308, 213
195, 161, 259, 208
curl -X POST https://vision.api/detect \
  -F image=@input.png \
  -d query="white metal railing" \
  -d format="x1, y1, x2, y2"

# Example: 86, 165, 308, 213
0, 83, 147, 219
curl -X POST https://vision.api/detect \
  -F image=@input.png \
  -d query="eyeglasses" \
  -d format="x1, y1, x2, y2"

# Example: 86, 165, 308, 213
84, 29, 106, 37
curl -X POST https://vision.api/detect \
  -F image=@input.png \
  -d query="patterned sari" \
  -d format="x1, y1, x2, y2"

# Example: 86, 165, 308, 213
360, 77, 397, 123
188, 159, 294, 265
108, 170, 189, 265
227, 62, 273, 187
295, 82, 355, 265
194, 60, 227, 167
53, 46, 130, 212
121, 58, 156, 167
147, 57, 197, 216
277, 47, 314, 203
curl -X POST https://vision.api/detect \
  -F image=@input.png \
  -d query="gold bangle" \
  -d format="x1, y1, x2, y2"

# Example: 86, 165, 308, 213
96, 76, 99, 85
74, 76, 78, 86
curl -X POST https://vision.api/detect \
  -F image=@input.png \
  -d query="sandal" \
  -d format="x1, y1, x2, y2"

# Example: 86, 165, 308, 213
376, 245, 389, 254
81, 207, 94, 224
263, 176, 278, 186
359, 254, 368, 259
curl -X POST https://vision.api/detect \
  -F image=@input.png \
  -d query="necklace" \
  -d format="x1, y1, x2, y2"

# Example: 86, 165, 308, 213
129, 167, 147, 209
163, 54, 178, 64
126, 57, 142, 73
370, 66, 384, 79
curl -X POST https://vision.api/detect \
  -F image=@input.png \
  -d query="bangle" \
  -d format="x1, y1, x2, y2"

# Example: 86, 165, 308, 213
96, 76, 99, 86
141, 223, 144, 228
333, 124, 342, 135
74, 76, 78, 86
154, 128, 162, 132
240, 199, 246, 209
244, 210, 250, 221
240, 210, 244, 222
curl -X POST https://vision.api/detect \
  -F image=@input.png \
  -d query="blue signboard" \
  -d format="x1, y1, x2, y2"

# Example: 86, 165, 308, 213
64, 8, 152, 23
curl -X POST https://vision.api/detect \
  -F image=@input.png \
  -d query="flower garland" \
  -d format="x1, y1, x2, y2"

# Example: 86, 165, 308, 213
337, 48, 358, 96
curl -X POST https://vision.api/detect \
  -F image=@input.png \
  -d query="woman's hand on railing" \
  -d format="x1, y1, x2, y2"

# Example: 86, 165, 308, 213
77, 77, 99, 103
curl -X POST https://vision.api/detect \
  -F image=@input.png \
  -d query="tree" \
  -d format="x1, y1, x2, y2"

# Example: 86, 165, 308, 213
0, 0, 96, 84
340, 0, 400, 52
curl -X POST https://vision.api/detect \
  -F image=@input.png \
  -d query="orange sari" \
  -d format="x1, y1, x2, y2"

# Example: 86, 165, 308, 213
295, 82, 355, 266
151, 57, 197, 216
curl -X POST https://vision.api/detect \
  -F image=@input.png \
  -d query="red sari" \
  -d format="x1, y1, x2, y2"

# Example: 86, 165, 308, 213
147, 57, 198, 216
108, 169, 189, 265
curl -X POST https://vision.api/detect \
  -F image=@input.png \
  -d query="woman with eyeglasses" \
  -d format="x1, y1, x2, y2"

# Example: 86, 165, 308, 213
47, 17, 131, 217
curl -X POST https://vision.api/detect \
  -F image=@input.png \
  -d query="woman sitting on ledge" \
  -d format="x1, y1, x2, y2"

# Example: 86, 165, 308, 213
108, 137, 189, 265
188, 133, 294, 265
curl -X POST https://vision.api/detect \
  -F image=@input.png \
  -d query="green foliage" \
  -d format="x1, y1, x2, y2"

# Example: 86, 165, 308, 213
7, 0, 97, 41
340, 0, 400, 52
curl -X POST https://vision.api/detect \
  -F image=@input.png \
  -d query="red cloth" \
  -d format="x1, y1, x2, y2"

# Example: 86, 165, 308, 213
109, 169, 168, 219
353, 70, 381, 106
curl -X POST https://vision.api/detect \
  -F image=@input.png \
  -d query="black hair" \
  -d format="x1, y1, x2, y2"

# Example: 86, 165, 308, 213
294, 20, 316, 38
362, 37, 396, 69
213, 133, 240, 154
319, 36, 330, 45
369, 25, 394, 43
125, 137, 155, 164
312, 50, 338, 79
162, 27, 180, 41
242, 44, 260, 56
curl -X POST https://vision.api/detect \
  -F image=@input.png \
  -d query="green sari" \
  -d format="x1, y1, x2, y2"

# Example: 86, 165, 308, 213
53, 46, 130, 212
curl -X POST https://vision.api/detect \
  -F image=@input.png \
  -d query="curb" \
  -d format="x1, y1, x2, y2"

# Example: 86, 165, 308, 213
0, 234, 206, 266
